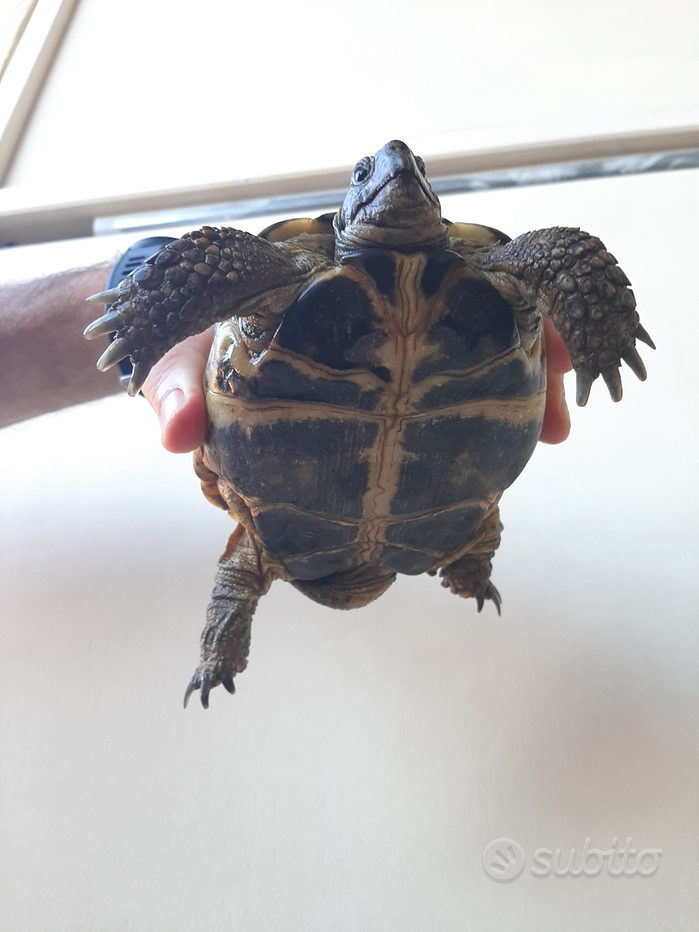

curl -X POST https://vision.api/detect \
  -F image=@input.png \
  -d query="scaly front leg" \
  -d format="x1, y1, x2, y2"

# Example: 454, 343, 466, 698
84, 225, 330, 395
465, 227, 654, 405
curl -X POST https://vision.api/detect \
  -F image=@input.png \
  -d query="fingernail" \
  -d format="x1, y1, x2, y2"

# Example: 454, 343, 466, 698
559, 385, 571, 439
561, 383, 570, 426
159, 388, 184, 431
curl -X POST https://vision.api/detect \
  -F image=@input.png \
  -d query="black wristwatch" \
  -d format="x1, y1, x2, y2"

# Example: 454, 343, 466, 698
106, 236, 175, 386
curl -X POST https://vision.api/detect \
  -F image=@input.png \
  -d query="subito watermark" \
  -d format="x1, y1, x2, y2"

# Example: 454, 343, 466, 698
483, 837, 661, 881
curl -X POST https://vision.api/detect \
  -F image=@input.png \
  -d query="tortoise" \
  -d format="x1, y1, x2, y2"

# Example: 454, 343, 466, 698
85, 140, 653, 708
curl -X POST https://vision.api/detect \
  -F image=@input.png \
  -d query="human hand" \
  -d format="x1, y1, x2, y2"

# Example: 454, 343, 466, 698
142, 317, 573, 454
142, 327, 213, 454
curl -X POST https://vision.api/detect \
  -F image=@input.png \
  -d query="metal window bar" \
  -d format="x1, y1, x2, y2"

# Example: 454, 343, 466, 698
1, 128, 698, 246
91, 147, 699, 237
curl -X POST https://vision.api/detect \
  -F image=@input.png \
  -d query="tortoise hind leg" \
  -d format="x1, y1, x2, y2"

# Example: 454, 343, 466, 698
184, 525, 275, 708
438, 502, 504, 614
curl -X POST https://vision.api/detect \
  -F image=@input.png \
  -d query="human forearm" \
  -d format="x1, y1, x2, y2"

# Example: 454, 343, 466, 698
0, 265, 122, 429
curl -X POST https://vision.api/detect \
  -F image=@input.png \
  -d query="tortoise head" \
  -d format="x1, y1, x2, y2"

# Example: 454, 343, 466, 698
334, 140, 448, 257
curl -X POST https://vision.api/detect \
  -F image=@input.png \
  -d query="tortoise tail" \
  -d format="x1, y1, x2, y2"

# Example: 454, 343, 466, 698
291, 563, 396, 610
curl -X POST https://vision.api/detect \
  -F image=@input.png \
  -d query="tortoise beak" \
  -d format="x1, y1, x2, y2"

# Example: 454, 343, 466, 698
361, 140, 437, 215
375, 141, 423, 185
335, 140, 446, 253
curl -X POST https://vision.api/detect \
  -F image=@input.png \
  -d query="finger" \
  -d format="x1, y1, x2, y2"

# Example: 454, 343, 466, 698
542, 316, 573, 375
539, 370, 570, 444
141, 327, 214, 454
539, 317, 571, 445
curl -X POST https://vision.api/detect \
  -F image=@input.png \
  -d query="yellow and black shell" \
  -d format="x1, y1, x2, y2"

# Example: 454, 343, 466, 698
201, 217, 545, 581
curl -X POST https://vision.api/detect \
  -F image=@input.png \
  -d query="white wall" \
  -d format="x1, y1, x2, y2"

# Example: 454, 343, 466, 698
1, 166, 697, 932
0, 1, 697, 929
5, 0, 699, 195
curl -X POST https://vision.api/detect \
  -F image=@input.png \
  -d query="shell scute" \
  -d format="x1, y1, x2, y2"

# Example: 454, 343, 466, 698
274, 274, 386, 373
393, 414, 543, 516
252, 507, 358, 558
384, 504, 488, 554
416, 356, 545, 410
411, 278, 519, 381
208, 417, 380, 520
284, 548, 360, 581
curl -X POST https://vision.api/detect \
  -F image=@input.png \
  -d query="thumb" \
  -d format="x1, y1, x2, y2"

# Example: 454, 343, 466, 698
141, 327, 214, 453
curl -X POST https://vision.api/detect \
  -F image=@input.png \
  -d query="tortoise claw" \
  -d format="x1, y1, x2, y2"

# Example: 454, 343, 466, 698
472, 582, 501, 614
83, 309, 122, 339
183, 670, 214, 709
475, 582, 501, 614
601, 365, 623, 402
621, 345, 647, 381
575, 370, 595, 407
183, 664, 236, 708
200, 677, 212, 709
183, 674, 200, 709
634, 323, 656, 350
575, 339, 648, 408
487, 582, 502, 616
96, 337, 132, 372
127, 362, 149, 397
86, 287, 121, 305
219, 670, 236, 694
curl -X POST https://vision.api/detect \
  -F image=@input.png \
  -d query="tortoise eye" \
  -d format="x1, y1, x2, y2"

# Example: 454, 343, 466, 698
415, 156, 426, 176
352, 158, 372, 185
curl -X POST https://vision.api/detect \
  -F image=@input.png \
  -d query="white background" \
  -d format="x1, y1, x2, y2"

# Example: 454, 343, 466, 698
0, 1, 697, 929
5, 0, 699, 193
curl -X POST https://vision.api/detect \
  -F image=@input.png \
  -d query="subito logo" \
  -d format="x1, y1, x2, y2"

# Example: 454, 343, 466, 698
482, 837, 526, 880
